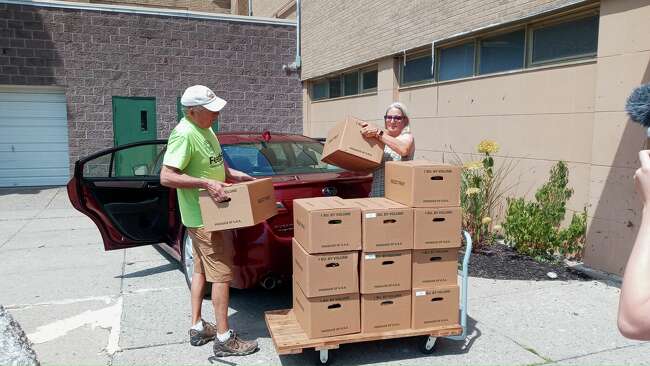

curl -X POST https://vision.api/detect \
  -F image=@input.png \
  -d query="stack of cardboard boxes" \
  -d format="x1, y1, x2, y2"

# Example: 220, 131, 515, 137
384, 161, 462, 331
290, 160, 462, 339
292, 197, 362, 339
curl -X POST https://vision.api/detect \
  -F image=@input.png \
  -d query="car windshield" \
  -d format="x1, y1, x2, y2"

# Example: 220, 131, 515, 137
222, 141, 341, 176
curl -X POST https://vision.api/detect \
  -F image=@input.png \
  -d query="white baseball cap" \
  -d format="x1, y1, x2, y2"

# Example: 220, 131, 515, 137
180, 85, 227, 112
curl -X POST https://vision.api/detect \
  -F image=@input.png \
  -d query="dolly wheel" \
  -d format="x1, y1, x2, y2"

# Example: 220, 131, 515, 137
315, 349, 331, 365
419, 336, 437, 354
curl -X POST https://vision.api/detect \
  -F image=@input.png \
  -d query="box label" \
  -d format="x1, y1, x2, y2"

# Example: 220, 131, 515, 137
348, 146, 372, 157
415, 291, 426, 297
365, 212, 377, 219
320, 212, 352, 217
212, 218, 242, 226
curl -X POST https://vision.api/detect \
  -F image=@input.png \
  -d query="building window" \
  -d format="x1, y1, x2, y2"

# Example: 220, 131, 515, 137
311, 65, 378, 101
438, 42, 475, 82
401, 53, 433, 85
393, 9, 600, 86
530, 15, 599, 65
343, 71, 359, 96
312, 80, 328, 100
328, 77, 342, 98
479, 29, 525, 75
362, 69, 378, 91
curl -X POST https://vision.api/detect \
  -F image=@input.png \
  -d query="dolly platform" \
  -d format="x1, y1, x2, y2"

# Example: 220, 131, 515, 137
265, 231, 472, 364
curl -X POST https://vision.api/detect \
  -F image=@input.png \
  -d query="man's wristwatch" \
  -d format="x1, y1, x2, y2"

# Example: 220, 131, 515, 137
378, 130, 384, 138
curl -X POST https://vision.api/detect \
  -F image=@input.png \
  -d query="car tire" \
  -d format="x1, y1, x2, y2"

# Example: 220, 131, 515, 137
181, 230, 194, 289
181, 231, 212, 297
181, 230, 212, 299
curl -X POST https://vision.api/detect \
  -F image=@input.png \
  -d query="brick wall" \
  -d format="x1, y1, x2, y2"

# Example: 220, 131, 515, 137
0, 3, 301, 167
301, 0, 591, 80
61, 0, 231, 13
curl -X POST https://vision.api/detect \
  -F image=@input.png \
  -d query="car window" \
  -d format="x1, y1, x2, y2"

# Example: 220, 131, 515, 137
82, 143, 167, 178
222, 141, 341, 176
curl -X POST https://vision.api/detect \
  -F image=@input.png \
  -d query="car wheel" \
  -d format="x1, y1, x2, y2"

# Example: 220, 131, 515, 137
181, 231, 212, 297
181, 230, 194, 289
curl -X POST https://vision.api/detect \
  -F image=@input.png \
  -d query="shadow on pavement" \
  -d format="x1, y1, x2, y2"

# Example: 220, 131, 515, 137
278, 316, 480, 365
0, 187, 60, 196
227, 282, 481, 365
136, 244, 484, 365
116, 262, 179, 279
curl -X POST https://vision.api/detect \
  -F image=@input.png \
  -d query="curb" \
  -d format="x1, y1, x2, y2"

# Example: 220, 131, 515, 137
564, 260, 622, 287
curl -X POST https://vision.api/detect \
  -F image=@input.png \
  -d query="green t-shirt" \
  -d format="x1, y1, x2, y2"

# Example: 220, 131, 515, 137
163, 117, 226, 228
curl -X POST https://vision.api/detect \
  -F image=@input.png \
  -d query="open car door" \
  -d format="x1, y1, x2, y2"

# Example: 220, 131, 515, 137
67, 140, 182, 251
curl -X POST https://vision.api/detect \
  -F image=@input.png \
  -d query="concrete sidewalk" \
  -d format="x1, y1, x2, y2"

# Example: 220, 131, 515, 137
0, 187, 647, 365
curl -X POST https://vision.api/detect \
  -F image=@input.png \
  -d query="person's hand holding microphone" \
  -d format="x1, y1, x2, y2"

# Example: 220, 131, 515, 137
635, 150, 650, 208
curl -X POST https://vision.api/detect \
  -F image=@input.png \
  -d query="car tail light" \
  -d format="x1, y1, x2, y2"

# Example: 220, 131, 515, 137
276, 201, 288, 214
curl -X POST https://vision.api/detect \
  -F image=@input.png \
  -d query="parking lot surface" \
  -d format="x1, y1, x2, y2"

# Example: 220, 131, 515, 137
0, 187, 647, 365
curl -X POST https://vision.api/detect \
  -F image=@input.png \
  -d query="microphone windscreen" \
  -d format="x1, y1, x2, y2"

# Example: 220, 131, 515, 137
626, 83, 650, 127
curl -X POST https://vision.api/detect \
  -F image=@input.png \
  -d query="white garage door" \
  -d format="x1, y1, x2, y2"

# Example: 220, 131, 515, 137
0, 89, 70, 187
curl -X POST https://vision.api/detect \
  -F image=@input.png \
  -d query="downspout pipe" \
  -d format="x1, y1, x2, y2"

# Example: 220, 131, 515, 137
248, 0, 252, 16
282, 0, 301, 73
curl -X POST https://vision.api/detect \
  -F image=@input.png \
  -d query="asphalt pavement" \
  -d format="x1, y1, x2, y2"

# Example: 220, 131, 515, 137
0, 187, 647, 365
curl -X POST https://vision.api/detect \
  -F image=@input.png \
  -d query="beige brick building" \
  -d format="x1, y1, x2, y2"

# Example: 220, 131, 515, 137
253, 0, 295, 19
296, 0, 650, 277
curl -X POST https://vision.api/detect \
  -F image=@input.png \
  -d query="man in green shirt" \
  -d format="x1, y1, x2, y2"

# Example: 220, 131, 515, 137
160, 85, 258, 357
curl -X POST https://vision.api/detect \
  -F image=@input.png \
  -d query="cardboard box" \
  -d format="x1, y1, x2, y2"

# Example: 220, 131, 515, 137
360, 250, 411, 294
412, 248, 459, 287
292, 238, 359, 297
413, 207, 462, 249
293, 279, 360, 339
293, 197, 361, 253
385, 161, 461, 207
346, 198, 414, 251
411, 285, 459, 330
361, 291, 411, 333
321, 116, 384, 171
198, 178, 277, 231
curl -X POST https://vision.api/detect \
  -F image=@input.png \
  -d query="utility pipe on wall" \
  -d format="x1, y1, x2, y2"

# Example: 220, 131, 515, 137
282, 0, 301, 74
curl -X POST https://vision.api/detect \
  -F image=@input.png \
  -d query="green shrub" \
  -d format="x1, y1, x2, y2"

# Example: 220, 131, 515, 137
502, 161, 587, 260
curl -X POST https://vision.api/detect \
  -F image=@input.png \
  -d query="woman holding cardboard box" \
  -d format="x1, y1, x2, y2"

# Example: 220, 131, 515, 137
361, 102, 416, 197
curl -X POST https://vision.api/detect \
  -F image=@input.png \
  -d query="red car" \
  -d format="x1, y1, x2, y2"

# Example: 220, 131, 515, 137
67, 132, 371, 289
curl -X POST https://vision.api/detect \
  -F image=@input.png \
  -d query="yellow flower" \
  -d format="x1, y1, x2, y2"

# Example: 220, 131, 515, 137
492, 224, 502, 231
482, 217, 492, 225
466, 187, 481, 196
478, 140, 499, 154
463, 161, 482, 171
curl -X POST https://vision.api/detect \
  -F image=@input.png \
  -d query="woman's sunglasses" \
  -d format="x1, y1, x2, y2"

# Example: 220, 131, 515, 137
384, 115, 404, 121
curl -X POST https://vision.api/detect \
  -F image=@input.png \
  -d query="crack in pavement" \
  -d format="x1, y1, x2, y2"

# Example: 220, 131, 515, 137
108, 250, 128, 366
550, 341, 650, 364
0, 188, 63, 250
476, 321, 552, 363
2, 242, 100, 252
117, 340, 187, 352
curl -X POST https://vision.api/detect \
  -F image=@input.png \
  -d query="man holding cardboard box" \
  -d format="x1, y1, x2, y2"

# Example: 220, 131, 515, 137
160, 85, 258, 357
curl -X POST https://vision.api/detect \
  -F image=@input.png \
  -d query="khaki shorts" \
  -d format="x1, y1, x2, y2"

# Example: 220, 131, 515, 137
187, 227, 233, 283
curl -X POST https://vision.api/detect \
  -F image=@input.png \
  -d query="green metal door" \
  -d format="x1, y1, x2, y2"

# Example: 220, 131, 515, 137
112, 97, 157, 176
